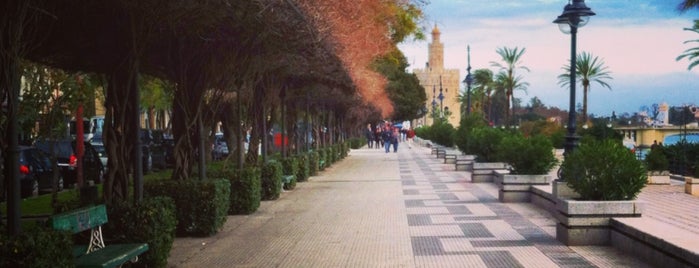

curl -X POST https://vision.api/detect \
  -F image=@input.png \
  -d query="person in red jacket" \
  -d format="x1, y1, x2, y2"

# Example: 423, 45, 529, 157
406, 127, 416, 149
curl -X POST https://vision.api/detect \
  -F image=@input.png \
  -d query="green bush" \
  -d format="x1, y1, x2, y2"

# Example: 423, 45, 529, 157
430, 120, 455, 147
317, 149, 327, 170
348, 137, 365, 149
0, 225, 72, 267
328, 146, 336, 164
454, 113, 488, 154
342, 142, 349, 158
260, 161, 283, 200
226, 166, 261, 215
282, 157, 299, 176
105, 196, 177, 268
309, 151, 320, 175
496, 134, 557, 174
465, 127, 507, 162
296, 153, 310, 182
561, 139, 647, 200
144, 179, 230, 236
645, 146, 669, 171
665, 142, 699, 176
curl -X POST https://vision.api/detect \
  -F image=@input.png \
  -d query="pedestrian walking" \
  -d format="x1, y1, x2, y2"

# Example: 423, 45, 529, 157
365, 124, 374, 148
374, 126, 382, 149
392, 127, 399, 152
406, 127, 415, 149
382, 125, 392, 153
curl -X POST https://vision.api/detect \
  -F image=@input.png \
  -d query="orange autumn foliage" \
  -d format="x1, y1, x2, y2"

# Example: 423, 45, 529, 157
296, 0, 401, 118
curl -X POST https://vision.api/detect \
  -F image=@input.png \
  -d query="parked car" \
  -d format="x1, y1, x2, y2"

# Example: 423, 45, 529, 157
34, 139, 105, 187
90, 141, 108, 168
19, 146, 64, 195
212, 133, 229, 160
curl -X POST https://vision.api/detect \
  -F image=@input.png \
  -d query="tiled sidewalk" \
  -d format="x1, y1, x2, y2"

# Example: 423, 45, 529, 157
167, 145, 651, 267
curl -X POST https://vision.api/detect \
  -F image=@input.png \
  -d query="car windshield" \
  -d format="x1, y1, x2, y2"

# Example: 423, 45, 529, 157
34, 140, 73, 159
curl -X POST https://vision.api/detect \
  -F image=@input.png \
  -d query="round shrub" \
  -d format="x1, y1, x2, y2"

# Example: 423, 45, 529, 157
496, 134, 557, 174
645, 146, 669, 171
430, 121, 455, 147
261, 160, 283, 200
561, 139, 647, 200
466, 127, 507, 162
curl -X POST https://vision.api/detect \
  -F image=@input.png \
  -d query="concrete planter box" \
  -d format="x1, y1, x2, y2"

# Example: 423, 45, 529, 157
455, 159, 473, 171
555, 199, 643, 246
444, 154, 457, 164
472, 162, 509, 183
647, 171, 670, 185
685, 177, 699, 196
495, 173, 552, 202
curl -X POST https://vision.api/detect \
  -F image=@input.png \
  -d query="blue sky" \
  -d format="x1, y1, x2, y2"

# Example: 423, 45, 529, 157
398, 0, 699, 117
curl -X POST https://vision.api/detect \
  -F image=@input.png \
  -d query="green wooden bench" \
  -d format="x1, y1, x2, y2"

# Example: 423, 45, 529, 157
50, 204, 149, 268
281, 174, 295, 190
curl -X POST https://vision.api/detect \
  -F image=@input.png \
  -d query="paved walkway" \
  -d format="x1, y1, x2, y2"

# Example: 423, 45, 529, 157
167, 144, 653, 267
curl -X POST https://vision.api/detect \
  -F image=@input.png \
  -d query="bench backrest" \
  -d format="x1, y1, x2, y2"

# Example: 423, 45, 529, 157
50, 204, 108, 234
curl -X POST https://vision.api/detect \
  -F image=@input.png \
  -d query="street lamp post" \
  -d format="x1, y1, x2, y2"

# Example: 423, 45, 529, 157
554, 0, 595, 161
431, 85, 437, 122
438, 76, 445, 118
463, 45, 473, 116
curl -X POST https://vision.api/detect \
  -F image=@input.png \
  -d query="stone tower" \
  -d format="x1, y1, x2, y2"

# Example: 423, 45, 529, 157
413, 25, 461, 127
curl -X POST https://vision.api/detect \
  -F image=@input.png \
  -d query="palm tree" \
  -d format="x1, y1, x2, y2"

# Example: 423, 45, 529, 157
472, 69, 494, 121
491, 47, 529, 126
558, 51, 612, 123
679, 0, 699, 11
677, 20, 699, 70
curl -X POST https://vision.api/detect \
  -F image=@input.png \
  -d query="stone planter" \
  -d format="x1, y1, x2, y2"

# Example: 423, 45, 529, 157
472, 162, 509, 183
454, 155, 476, 171
495, 173, 552, 202
555, 199, 643, 246
646, 170, 670, 185
685, 176, 699, 196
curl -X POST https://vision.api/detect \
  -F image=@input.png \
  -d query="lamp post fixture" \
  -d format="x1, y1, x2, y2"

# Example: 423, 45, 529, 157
438, 76, 445, 118
431, 85, 437, 122
554, 0, 595, 162
463, 45, 474, 115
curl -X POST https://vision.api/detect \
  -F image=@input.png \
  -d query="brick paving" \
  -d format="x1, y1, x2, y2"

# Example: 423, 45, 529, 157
167, 144, 654, 267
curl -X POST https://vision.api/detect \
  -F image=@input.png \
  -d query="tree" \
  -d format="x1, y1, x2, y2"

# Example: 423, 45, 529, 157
677, 20, 699, 70
678, 0, 699, 11
558, 51, 612, 124
373, 49, 427, 121
490, 47, 529, 126
471, 68, 494, 121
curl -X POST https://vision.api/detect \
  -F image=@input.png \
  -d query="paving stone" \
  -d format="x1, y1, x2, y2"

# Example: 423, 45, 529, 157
168, 144, 651, 267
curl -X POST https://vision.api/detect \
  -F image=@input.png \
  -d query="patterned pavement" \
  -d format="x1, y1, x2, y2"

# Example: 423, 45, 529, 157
167, 144, 653, 267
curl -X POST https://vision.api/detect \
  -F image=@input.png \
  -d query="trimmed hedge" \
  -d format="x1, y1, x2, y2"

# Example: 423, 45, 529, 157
226, 166, 261, 215
144, 179, 230, 236
309, 151, 320, 175
317, 149, 327, 171
105, 196, 177, 268
261, 161, 283, 200
296, 153, 310, 182
0, 225, 72, 267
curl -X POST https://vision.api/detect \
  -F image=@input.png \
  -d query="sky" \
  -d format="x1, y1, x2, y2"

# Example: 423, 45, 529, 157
398, 0, 699, 117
